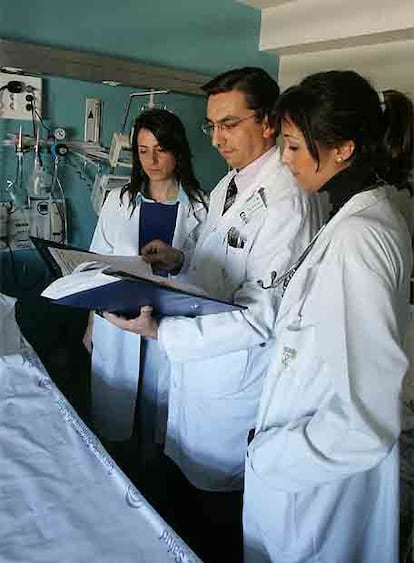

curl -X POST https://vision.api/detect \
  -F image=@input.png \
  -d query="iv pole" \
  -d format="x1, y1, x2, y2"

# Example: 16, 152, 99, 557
120, 89, 169, 135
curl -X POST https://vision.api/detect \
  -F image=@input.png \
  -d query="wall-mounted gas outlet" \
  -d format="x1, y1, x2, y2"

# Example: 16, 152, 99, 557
0, 72, 42, 121
84, 98, 102, 143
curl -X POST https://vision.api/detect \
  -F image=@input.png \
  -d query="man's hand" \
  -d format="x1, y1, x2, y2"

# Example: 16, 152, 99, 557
102, 306, 159, 339
141, 239, 184, 274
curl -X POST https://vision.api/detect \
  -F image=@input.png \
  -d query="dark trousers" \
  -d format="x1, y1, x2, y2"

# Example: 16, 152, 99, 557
139, 453, 243, 563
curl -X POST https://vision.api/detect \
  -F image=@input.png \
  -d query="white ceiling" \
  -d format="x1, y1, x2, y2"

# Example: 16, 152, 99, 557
236, 0, 414, 97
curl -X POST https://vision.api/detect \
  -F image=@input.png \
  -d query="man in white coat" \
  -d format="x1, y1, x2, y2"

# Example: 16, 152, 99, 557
104, 67, 323, 560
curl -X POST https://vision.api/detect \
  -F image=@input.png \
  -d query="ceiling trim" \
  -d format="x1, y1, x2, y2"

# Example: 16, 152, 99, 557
0, 38, 211, 96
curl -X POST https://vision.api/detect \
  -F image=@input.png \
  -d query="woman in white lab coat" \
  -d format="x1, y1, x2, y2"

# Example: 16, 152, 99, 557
83, 109, 207, 462
243, 71, 414, 563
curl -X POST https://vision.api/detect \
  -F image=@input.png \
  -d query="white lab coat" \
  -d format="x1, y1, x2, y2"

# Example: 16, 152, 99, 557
90, 187, 207, 441
158, 149, 324, 491
244, 186, 413, 563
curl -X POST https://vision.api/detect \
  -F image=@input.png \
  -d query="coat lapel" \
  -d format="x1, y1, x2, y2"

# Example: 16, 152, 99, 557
172, 201, 203, 248
117, 198, 140, 255
275, 187, 389, 324
208, 152, 283, 237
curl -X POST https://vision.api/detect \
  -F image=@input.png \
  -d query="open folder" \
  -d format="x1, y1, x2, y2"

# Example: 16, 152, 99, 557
31, 237, 246, 318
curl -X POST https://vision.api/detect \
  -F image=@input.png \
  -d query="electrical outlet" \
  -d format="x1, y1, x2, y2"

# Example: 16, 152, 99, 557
0, 72, 42, 121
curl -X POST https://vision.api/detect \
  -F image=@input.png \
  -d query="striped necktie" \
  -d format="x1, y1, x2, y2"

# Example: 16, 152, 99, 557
222, 176, 238, 215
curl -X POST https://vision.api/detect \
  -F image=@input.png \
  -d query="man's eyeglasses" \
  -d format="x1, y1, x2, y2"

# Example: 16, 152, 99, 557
201, 112, 257, 137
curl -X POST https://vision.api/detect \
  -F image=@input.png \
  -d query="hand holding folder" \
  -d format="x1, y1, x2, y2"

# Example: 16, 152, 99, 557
102, 305, 158, 339
32, 237, 246, 318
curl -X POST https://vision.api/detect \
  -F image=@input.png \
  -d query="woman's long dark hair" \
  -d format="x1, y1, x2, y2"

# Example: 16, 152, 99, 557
273, 70, 414, 191
120, 108, 206, 210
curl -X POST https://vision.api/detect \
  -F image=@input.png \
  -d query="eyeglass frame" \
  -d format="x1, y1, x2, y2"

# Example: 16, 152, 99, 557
201, 112, 258, 137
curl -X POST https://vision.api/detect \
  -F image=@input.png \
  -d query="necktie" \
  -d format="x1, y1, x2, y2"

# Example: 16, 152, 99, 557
222, 177, 238, 215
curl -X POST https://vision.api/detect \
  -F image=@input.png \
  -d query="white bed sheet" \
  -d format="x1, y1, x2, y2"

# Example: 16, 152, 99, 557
0, 293, 201, 563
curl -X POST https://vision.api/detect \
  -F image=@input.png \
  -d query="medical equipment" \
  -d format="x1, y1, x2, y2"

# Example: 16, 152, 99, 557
0, 72, 42, 121
6, 206, 31, 250
90, 173, 130, 214
120, 89, 169, 135
5, 127, 27, 209
108, 132, 132, 168
28, 130, 51, 197
108, 89, 169, 168
257, 223, 326, 291
0, 202, 10, 249
84, 98, 101, 143
0, 123, 68, 249
7, 196, 67, 250
25, 128, 67, 244
29, 157, 66, 244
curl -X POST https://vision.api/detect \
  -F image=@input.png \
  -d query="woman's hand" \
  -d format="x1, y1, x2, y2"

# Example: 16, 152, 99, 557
82, 312, 94, 354
141, 239, 184, 274
103, 306, 159, 339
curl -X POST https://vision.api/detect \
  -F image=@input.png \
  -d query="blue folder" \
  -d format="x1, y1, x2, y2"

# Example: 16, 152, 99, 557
31, 237, 246, 318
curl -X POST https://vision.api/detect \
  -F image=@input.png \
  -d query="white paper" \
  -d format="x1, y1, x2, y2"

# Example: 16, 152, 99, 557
42, 268, 121, 299
42, 255, 208, 301
49, 248, 153, 278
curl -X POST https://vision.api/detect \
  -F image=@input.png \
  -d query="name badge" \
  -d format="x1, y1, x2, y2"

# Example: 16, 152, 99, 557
281, 346, 297, 368
240, 187, 267, 224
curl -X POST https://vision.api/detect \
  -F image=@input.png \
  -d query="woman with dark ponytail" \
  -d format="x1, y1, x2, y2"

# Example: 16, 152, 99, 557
243, 71, 413, 563
83, 109, 207, 467
381, 88, 414, 191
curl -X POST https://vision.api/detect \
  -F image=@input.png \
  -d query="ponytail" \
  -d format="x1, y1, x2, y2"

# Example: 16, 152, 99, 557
381, 89, 414, 191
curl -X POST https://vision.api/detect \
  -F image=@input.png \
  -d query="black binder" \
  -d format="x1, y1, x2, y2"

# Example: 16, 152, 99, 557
31, 237, 246, 318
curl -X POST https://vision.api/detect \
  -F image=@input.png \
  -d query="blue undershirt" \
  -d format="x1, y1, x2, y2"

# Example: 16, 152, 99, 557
138, 201, 179, 276
138, 201, 179, 252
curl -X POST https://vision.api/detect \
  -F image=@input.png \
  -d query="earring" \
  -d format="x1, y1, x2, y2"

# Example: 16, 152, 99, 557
335, 155, 344, 164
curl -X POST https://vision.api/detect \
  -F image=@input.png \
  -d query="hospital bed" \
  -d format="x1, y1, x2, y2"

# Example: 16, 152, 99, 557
0, 292, 201, 563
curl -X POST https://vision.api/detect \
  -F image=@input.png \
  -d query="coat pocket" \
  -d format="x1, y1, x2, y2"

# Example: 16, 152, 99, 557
223, 244, 247, 289
183, 349, 249, 398
245, 462, 319, 561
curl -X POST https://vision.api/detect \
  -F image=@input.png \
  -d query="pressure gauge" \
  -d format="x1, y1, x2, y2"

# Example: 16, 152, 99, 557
55, 143, 68, 156
54, 127, 66, 141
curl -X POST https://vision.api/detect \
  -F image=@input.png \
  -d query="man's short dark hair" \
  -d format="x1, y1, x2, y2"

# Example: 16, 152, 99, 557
201, 67, 280, 122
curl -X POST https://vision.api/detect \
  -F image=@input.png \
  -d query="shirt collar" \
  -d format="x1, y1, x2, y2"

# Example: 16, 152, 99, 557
232, 145, 277, 194
135, 184, 189, 205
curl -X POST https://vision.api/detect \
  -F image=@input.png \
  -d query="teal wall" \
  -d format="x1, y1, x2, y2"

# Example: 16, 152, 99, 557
0, 0, 277, 76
